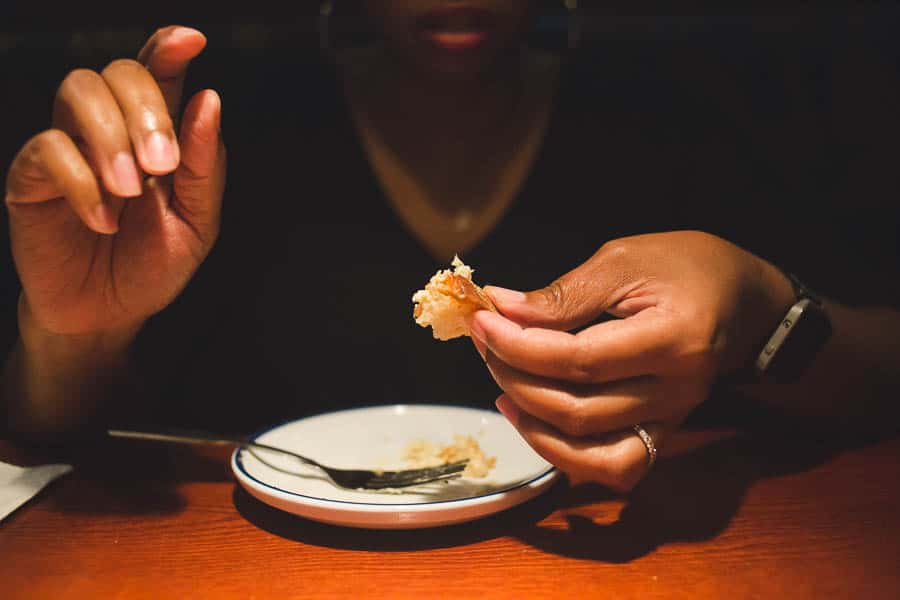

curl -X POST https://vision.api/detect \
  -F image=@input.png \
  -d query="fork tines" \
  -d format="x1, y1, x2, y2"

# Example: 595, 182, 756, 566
364, 460, 470, 489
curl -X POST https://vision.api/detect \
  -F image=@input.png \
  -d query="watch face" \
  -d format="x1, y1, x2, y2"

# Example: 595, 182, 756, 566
763, 300, 832, 382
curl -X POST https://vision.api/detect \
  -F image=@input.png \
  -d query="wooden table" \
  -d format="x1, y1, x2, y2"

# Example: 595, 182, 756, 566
2, 428, 899, 599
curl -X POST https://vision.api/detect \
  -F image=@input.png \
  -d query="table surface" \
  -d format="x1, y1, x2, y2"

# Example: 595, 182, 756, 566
2, 428, 899, 600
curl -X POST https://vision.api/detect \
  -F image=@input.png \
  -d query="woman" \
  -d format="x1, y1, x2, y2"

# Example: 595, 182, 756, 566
4, 2, 899, 491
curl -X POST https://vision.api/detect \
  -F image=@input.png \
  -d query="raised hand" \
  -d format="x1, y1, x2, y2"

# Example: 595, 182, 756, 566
4, 26, 225, 337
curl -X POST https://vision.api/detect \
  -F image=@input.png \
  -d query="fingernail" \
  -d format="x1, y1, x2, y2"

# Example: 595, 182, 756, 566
111, 152, 142, 197
93, 203, 118, 234
471, 336, 487, 362
486, 286, 527, 305
145, 131, 179, 172
170, 27, 205, 44
169, 27, 195, 42
468, 312, 486, 343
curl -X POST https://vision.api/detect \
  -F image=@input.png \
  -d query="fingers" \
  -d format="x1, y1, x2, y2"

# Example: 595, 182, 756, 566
485, 240, 649, 330
496, 395, 665, 492
470, 308, 688, 384
178, 90, 222, 179
5, 129, 113, 233
6, 25, 209, 238
485, 351, 657, 435
172, 89, 225, 241
101, 59, 179, 175
137, 26, 207, 117
52, 69, 143, 199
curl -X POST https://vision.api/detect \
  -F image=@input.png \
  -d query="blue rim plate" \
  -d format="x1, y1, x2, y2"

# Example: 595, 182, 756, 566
231, 404, 560, 529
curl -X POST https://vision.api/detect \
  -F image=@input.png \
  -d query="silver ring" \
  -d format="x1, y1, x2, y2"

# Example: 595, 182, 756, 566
632, 424, 657, 470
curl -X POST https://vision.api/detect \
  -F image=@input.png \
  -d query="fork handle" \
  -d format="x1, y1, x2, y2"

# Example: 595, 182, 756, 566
108, 428, 250, 446
107, 429, 321, 468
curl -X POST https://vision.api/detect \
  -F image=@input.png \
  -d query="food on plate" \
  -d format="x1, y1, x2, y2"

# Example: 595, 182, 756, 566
404, 435, 496, 478
412, 256, 497, 340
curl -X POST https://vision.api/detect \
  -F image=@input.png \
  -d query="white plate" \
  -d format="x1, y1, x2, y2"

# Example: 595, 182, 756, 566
231, 404, 559, 529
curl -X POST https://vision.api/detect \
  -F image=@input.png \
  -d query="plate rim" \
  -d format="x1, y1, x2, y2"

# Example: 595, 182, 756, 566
231, 404, 558, 509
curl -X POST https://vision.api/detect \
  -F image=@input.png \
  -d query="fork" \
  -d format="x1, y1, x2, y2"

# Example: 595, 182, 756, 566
107, 429, 469, 490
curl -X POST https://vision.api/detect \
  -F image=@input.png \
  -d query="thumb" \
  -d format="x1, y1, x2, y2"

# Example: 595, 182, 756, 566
485, 254, 631, 331
172, 89, 225, 241
138, 26, 207, 118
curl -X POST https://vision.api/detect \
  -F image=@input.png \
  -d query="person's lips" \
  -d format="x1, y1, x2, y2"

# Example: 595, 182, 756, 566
417, 6, 497, 51
426, 30, 489, 50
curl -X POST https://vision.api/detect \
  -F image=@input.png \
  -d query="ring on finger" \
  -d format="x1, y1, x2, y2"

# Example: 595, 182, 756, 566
632, 424, 658, 470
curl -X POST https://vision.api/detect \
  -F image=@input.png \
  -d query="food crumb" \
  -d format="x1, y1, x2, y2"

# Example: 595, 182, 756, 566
404, 435, 496, 478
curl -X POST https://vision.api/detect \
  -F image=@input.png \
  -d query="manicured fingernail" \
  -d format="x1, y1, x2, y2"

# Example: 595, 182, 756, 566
111, 152, 142, 197
486, 286, 527, 305
145, 131, 178, 172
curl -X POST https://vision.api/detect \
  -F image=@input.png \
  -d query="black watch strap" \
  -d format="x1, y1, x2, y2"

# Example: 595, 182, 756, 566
754, 271, 832, 383
784, 271, 822, 307
723, 270, 832, 385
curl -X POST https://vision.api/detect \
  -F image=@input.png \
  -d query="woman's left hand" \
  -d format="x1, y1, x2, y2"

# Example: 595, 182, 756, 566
468, 231, 795, 491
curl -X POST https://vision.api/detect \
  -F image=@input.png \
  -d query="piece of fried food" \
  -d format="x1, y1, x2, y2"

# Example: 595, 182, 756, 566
412, 256, 497, 341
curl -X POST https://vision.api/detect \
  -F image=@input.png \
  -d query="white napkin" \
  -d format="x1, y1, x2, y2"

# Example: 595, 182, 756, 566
0, 460, 72, 522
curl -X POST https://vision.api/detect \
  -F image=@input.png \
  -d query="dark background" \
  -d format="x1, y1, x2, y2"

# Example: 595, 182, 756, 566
2, 3, 899, 315
3, 4, 900, 190
3, 4, 900, 206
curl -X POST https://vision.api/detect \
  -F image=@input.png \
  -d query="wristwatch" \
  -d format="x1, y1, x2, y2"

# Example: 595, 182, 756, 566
754, 272, 832, 383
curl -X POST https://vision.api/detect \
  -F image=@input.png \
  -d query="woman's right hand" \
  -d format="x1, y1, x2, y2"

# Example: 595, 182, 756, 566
4, 26, 225, 339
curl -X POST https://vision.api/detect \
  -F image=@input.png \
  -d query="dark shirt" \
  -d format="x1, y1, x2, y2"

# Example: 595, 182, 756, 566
7, 39, 900, 434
